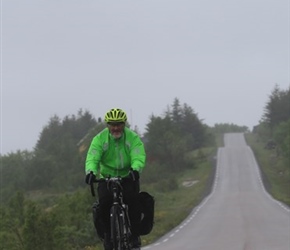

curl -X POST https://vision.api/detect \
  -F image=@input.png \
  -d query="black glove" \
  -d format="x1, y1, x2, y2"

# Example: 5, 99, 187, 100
85, 172, 96, 185
129, 169, 140, 181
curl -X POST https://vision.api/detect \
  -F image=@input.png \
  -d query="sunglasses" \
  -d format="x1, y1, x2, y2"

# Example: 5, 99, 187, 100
107, 122, 125, 126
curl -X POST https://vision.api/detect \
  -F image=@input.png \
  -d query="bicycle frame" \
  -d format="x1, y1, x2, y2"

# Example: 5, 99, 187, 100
91, 176, 132, 250
109, 178, 132, 250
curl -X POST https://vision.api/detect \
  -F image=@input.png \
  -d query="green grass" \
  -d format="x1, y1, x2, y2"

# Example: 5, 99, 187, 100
245, 133, 290, 207
215, 133, 225, 147
140, 149, 216, 246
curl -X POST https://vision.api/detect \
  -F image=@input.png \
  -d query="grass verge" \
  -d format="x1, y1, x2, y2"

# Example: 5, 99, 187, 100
245, 133, 290, 207
140, 148, 217, 246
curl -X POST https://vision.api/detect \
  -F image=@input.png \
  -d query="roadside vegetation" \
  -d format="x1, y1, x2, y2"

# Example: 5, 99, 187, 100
244, 85, 290, 207
245, 133, 290, 207
1, 84, 288, 249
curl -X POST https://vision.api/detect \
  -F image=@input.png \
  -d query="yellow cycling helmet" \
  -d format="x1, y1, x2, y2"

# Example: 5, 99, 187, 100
105, 108, 127, 123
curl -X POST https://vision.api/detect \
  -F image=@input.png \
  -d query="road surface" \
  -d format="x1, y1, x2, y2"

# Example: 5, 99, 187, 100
143, 133, 290, 250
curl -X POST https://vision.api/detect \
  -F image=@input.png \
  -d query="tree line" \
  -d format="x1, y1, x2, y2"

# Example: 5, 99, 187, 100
254, 84, 290, 162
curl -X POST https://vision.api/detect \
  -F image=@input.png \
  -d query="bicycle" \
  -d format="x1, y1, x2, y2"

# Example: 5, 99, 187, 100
90, 173, 133, 250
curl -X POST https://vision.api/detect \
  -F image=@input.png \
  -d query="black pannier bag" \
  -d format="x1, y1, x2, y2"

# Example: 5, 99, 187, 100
92, 202, 104, 240
139, 191, 155, 235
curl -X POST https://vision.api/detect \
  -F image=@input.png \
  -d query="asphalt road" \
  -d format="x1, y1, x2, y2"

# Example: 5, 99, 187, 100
143, 133, 290, 250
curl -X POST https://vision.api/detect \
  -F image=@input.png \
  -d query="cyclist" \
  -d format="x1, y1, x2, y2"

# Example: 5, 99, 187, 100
85, 108, 146, 250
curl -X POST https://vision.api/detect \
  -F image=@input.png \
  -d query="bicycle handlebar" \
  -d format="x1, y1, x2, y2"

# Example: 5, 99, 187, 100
89, 171, 131, 197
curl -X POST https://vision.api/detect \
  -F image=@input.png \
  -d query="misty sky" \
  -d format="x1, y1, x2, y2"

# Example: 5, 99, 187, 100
1, 0, 289, 155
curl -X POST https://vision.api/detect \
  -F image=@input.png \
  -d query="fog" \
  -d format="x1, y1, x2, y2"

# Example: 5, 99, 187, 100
1, 0, 289, 155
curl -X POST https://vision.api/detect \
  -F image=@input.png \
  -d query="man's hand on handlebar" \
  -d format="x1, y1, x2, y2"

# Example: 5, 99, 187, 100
85, 171, 96, 185
129, 169, 139, 181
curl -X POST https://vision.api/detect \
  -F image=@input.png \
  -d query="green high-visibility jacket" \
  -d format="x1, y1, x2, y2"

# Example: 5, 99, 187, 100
85, 127, 146, 178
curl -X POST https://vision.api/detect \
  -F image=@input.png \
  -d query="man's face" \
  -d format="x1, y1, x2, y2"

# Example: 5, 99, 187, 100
107, 122, 125, 139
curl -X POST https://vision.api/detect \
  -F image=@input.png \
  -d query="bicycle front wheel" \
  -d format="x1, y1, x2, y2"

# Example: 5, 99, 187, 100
111, 205, 123, 250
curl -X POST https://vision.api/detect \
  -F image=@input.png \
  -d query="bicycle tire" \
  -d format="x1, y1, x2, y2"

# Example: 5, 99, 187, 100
111, 205, 123, 250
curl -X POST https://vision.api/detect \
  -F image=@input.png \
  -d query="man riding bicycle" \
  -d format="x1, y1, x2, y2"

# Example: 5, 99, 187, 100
85, 108, 146, 250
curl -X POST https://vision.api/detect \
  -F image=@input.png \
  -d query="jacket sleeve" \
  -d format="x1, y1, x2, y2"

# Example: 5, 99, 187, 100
130, 134, 146, 172
85, 135, 103, 175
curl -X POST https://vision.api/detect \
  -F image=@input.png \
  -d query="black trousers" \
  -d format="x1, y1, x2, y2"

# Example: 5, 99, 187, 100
97, 179, 141, 237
